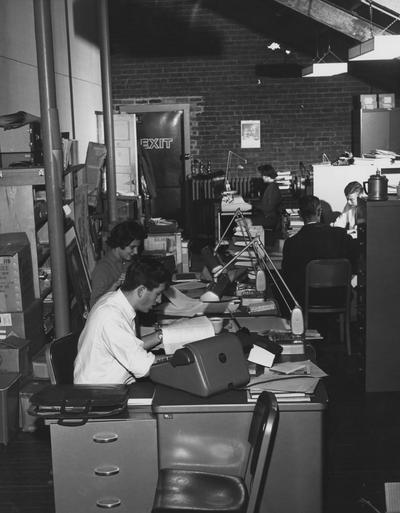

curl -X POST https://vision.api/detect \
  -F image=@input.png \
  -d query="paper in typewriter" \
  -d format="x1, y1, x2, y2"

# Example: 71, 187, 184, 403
161, 315, 215, 354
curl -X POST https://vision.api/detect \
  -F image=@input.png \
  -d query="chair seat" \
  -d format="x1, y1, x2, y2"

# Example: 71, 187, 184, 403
152, 468, 248, 513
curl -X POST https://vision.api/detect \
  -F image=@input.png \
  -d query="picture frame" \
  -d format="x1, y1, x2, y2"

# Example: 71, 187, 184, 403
241, 120, 261, 148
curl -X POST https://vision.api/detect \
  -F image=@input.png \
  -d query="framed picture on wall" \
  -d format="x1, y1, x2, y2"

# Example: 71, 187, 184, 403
241, 120, 261, 148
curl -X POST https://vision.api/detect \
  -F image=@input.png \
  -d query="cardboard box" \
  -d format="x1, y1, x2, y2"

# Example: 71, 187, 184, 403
32, 345, 49, 380
360, 94, 377, 110
0, 233, 35, 312
0, 336, 31, 376
0, 372, 21, 445
378, 93, 395, 110
0, 299, 46, 357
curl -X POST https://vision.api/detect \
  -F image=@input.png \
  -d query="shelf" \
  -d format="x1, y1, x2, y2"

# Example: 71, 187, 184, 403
0, 167, 45, 186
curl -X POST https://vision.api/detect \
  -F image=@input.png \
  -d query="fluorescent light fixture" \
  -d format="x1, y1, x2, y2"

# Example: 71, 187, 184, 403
302, 62, 348, 77
348, 35, 400, 61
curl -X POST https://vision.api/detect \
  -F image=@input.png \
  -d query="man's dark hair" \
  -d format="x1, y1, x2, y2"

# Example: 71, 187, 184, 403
344, 181, 363, 197
298, 195, 321, 223
257, 164, 277, 179
106, 221, 146, 249
120, 256, 171, 292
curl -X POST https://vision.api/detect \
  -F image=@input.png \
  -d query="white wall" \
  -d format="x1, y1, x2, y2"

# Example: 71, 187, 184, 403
0, 0, 103, 162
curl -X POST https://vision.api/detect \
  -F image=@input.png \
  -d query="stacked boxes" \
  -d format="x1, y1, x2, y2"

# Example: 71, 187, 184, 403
0, 299, 46, 357
0, 233, 35, 312
0, 232, 46, 443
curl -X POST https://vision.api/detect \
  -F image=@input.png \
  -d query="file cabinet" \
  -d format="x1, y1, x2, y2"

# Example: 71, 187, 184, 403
50, 413, 158, 513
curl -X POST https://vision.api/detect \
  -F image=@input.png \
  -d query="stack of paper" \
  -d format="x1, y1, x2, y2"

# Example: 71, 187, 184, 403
246, 361, 327, 402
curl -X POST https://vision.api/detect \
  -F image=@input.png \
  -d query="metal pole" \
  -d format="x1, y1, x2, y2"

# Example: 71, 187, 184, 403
98, 0, 117, 224
33, 0, 70, 336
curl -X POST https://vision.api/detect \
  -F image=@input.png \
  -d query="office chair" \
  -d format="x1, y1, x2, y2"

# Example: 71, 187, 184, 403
151, 391, 279, 513
45, 332, 80, 384
304, 258, 352, 355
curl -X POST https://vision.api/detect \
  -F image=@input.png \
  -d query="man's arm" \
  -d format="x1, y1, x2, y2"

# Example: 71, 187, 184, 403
142, 330, 163, 351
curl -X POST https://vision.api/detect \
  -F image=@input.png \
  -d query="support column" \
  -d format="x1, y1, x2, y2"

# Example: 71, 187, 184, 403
33, 0, 70, 337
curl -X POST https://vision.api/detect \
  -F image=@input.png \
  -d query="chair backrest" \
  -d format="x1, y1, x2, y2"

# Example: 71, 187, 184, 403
45, 332, 80, 385
305, 258, 352, 289
244, 391, 279, 513
305, 258, 352, 308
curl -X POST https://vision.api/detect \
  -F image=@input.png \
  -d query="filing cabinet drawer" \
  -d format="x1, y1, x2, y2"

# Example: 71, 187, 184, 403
51, 415, 157, 513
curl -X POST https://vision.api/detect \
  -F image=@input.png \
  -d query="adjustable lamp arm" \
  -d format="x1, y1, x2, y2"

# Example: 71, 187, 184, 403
224, 151, 247, 191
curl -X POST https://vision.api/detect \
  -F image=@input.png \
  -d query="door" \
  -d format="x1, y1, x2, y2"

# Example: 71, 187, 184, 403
120, 104, 190, 229
96, 113, 139, 196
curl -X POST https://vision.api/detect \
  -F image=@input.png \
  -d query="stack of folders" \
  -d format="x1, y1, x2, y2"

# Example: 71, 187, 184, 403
246, 361, 327, 403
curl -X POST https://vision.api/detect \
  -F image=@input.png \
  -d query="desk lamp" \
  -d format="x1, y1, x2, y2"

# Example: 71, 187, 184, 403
221, 151, 251, 212
214, 236, 304, 338
214, 208, 263, 290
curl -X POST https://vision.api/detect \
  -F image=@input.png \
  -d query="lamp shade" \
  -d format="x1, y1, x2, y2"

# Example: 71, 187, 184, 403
348, 35, 400, 61
302, 62, 348, 77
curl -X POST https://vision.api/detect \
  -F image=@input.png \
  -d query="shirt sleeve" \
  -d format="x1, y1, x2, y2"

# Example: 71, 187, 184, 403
101, 310, 155, 379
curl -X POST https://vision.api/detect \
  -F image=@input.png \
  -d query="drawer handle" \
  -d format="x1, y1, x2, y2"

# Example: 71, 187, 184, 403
96, 497, 121, 508
94, 465, 120, 476
93, 432, 118, 443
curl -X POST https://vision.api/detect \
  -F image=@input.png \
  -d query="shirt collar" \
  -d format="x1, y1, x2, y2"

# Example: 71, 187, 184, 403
114, 288, 136, 323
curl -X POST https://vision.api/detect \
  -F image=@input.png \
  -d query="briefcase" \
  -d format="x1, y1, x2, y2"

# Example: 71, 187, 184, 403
28, 384, 129, 426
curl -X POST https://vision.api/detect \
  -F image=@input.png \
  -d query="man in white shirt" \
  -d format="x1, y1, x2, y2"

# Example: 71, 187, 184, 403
74, 256, 171, 384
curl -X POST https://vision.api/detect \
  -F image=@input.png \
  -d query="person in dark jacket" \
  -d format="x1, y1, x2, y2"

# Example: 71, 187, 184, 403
281, 195, 358, 309
252, 164, 282, 231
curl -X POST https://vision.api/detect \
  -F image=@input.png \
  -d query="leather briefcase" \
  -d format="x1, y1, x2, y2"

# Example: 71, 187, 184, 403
28, 384, 129, 426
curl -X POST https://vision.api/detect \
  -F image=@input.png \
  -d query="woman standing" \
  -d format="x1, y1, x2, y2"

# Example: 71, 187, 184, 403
252, 164, 283, 231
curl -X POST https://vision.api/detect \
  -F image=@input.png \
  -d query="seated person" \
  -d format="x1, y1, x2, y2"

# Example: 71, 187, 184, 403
281, 195, 358, 309
331, 181, 366, 238
74, 256, 171, 384
251, 164, 282, 231
90, 220, 145, 308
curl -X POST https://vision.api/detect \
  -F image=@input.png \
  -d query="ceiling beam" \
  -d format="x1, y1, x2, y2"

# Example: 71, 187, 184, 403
272, 0, 387, 41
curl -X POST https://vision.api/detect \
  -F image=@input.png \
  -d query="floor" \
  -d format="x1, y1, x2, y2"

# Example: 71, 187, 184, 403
1, 279, 399, 513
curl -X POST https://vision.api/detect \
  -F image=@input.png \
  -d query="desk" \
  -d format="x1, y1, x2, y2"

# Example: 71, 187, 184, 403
49, 381, 327, 513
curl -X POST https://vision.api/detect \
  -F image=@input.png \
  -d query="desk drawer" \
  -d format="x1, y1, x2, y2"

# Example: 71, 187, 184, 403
51, 416, 157, 513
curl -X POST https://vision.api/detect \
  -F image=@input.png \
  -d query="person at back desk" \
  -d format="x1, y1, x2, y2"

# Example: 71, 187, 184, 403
74, 256, 171, 385
251, 164, 282, 232
90, 220, 146, 308
281, 195, 358, 309
331, 181, 366, 239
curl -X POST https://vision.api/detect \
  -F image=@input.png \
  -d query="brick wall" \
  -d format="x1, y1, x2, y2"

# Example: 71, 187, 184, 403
109, 0, 383, 177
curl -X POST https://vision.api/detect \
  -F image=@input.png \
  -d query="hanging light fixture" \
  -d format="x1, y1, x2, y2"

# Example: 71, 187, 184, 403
302, 46, 348, 78
348, 34, 400, 61
349, 1, 400, 61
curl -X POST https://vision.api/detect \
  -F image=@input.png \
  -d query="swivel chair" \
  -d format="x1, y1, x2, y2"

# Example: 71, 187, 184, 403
304, 258, 352, 355
151, 391, 279, 513
45, 332, 80, 385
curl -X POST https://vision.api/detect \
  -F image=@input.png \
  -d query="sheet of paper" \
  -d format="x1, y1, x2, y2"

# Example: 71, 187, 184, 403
155, 285, 206, 317
161, 316, 215, 354
248, 345, 276, 368
248, 375, 320, 394
271, 360, 327, 378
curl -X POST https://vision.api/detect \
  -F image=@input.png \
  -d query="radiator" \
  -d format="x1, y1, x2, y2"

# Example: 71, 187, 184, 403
189, 176, 253, 201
